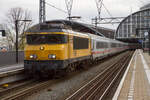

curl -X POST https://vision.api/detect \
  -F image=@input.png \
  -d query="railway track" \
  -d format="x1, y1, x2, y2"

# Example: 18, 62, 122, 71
66, 51, 133, 100
0, 79, 33, 94
0, 51, 133, 100
0, 79, 37, 100
0, 79, 54, 100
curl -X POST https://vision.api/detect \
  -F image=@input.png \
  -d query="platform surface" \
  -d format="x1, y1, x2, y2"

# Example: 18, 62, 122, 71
113, 49, 150, 100
0, 64, 23, 75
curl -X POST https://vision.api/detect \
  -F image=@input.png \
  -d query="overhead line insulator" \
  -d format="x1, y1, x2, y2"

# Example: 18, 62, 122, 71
65, 0, 73, 20
95, 0, 103, 20
39, 0, 46, 23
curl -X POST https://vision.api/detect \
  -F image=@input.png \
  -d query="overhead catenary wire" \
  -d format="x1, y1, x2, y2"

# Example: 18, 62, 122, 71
65, 0, 74, 20
43, 0, 118, 29
100, 3, 116, 27
44, 1, 67, 14
95, 0, 103, 20
43, 1, 90, 24
102, 3, 120, 22
93, 0, 117, 28
137, 0, 145, 5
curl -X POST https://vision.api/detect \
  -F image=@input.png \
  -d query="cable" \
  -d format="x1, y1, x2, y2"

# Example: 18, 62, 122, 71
137, 0, 145, 5
101, 3, 116, 27
95, 0, 103, 19
102, 3, 113, 18
44, 1, 67, 14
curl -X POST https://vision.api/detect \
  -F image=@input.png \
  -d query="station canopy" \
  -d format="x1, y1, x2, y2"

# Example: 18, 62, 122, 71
27, 20, 115, 39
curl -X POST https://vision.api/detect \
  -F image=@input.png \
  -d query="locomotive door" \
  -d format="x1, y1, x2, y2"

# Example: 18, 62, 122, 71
68, 35, 72, 60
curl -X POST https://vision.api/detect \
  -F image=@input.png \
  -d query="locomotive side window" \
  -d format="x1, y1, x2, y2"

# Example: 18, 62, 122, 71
26, 34, 68, 45
73, 36, 89, 49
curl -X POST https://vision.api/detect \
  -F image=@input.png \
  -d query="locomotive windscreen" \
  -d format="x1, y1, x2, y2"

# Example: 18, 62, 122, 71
26, 34, 68, 45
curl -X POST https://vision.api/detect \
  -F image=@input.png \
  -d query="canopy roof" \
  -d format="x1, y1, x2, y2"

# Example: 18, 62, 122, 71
27, 19, 115, 38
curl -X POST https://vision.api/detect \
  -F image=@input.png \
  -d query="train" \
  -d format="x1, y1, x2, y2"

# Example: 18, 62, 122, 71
24, 21, 129, 77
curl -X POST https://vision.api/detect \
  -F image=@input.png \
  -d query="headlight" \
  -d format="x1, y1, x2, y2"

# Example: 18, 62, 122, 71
40, 46, 45, 50
48, 54, 56, 59
30, 54, 37, 59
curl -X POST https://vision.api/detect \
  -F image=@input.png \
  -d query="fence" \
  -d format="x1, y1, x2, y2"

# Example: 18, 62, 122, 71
0, 51, 24, 67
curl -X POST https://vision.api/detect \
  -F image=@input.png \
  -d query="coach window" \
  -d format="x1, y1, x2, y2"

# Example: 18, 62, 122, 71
119, 44, 121, 47
113, 43, 115, 47
106, 43, 109, 48
120, 44, 122, 47
115, 43, 117, 47
104, 42, 108, 48
96, 42, 108, 49
96, 42, 99, 49
117, 43, 119, 47
111, 43, 114, 48
112, 43, 114, 47
103, 42, 106, 48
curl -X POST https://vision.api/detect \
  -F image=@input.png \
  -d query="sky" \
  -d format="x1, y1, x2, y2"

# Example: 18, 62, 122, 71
0, 0, 150, 29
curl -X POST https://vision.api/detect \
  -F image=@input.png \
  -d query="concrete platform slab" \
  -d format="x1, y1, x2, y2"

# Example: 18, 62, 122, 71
0, 64, 24, 78
113, 49, 150, 100
0, 64, 25, 85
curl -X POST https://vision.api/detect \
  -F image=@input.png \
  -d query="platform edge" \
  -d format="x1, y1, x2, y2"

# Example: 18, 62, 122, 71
112, 50, 137, 100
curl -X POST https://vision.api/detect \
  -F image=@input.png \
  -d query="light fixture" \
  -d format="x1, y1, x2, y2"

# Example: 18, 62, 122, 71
40, 46, 45, 50
30, 54, 37, 59
48, 54, 56, 59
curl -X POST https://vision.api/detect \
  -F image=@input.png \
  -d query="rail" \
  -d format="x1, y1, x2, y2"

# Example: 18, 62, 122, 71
66, 51, 133, 100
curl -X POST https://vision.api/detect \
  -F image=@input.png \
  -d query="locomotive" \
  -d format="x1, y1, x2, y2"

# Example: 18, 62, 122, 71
24, 20, 128, 77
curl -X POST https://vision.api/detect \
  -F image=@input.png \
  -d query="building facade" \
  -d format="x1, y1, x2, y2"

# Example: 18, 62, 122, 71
116, 5, 150, 43
140, 3, 150, 10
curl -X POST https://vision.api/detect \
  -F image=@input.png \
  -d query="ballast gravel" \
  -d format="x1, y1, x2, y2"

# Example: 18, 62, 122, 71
24, 53, 124, 100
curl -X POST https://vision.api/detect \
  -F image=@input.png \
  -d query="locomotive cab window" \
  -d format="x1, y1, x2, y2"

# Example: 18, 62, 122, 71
26, 34, 68, 45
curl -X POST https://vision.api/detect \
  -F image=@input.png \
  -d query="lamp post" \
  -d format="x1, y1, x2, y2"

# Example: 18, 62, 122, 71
148, 29, 150, 55
15, 20, 31, 63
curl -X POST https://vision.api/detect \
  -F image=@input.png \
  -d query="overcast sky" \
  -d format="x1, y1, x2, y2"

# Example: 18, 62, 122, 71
0, 0, 150, 29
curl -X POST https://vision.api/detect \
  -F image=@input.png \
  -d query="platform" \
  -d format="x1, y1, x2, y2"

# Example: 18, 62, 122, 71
0, 64, 24, 85
113, 49, 150, 100
0, 64, 24, 77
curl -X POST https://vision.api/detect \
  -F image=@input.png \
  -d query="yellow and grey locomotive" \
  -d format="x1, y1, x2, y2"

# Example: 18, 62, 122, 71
24, 22, 91, 77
